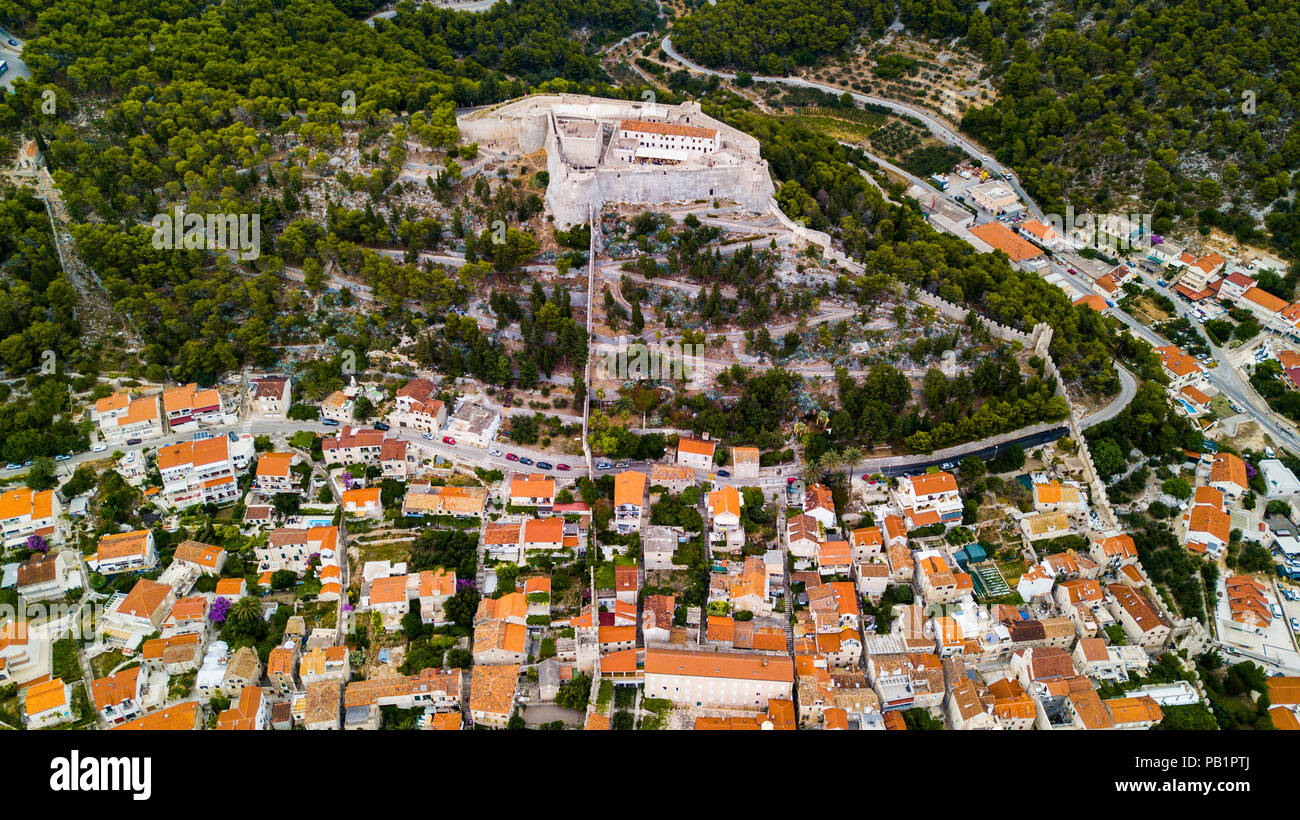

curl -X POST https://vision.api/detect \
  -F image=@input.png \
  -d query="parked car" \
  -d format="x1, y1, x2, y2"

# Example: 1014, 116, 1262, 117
519, 456, 534, 465
505, 453, 519, 462
421, 432, 434, 440
322, 418, 339, 426
556, 463, 571, 471
941, 462, 955, 470
373, 421, 390, 431
4, 463, 18, 470
1292, 617, 1300, 632
442, 436, 456, 445
91, 444, 107, 453
596, 461, 613, 470
536, 461, 553, 470
124, 440, 142, 447
717, 469, 731, 478
1272, 603, 1284, 619
6, 39, 16, 46
615, 460, 630, 468
55, 454, 71, 462
488, 447, 502, 457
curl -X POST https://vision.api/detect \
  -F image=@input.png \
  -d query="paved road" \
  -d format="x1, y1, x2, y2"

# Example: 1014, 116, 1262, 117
655, 34, 1300, 461
659, 36, 1042, 221
0, 27, 30, 92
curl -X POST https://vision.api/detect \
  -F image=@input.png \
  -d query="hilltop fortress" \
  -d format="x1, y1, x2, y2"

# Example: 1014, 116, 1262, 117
458, 94, 776, 227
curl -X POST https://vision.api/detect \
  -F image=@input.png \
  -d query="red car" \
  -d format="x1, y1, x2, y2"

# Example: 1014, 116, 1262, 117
505, 453, 519, 462
442, 436, 456, 445
556, 463, 571, 471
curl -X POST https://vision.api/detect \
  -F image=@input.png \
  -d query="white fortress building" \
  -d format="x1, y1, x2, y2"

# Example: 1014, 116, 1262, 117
458, 94, 775, 227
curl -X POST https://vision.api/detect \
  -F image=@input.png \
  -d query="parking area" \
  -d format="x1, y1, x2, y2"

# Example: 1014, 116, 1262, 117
1216, 575, 1300, 669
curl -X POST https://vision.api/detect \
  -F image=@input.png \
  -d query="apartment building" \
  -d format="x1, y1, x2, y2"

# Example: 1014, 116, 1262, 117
161, 382, 225, 431
892, 472, 963, 529
250, 376, 292, 417
88, 529, 158, 576
156, 434, 254, 509
321, 426, 386, 466
644, 648, 793, 709
0, 486, 60, 549
675, 436, 716, 471
254, 452, 299, 496
93, 392, 163, 444
613, 470, 646, 534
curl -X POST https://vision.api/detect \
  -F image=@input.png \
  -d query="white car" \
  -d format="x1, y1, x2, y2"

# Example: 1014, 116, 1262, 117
91, 443, 107, 453
488, 447, 502, 457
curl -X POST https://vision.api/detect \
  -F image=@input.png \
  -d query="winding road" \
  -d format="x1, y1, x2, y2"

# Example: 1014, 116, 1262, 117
659, 36, 1043, 221
657, 34, 1300, 457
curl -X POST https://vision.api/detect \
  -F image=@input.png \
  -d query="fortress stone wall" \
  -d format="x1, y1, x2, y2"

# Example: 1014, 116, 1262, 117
458, 94, 775, 227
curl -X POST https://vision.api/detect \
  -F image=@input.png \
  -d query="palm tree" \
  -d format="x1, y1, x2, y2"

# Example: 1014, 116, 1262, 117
228, 595, 261, 630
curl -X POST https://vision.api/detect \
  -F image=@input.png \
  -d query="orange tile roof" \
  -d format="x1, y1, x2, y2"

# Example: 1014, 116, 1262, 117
119, 395, 160, 426
1179, 385, 1211, 406
510, 474, 555, 499
676, 436, 716, 457
850, 526, 882, 548
485, 521, 523, 546
1155, 345, 1202, 378
403, 484, 487, 515
95, 391, 131, 415
342, 487, 380, 508
215, 577, 246, 597
1270, 706, 1300, 730
25, 677, 68, 715
523, 516, 564, 544
614, 470, 647, 508
1187, 504, 1230, 543
173, 540, 225, 569
1210, 452, 1248, 490
970, 222, 1044, 262
96, 530, 152, 562
1074, 294, 1108, 312
706, 615, 735, 644
0, 487, 53, 521
215, 685, 266, 730
621, 118, 716, 138
1268, 677, 1300, 706
369, 575, 408, 606
478, 592, 528, 623
1019, 219, 1055, 240
256, 452, 295, 477
908, 472, 958, 496
1105, 695, 1163, 725
419, 568, 456, 598
469, 664, 519, 717
818, 540, 851, 566
1242, 286, 1288, 313
649, 464, 695, 483
168, 595, 208, 622
344, 668, 462, 707
113, 701, 200, 730
708, 484, 741, 517
117, 579, 171, 619
644, 647, 793, 682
